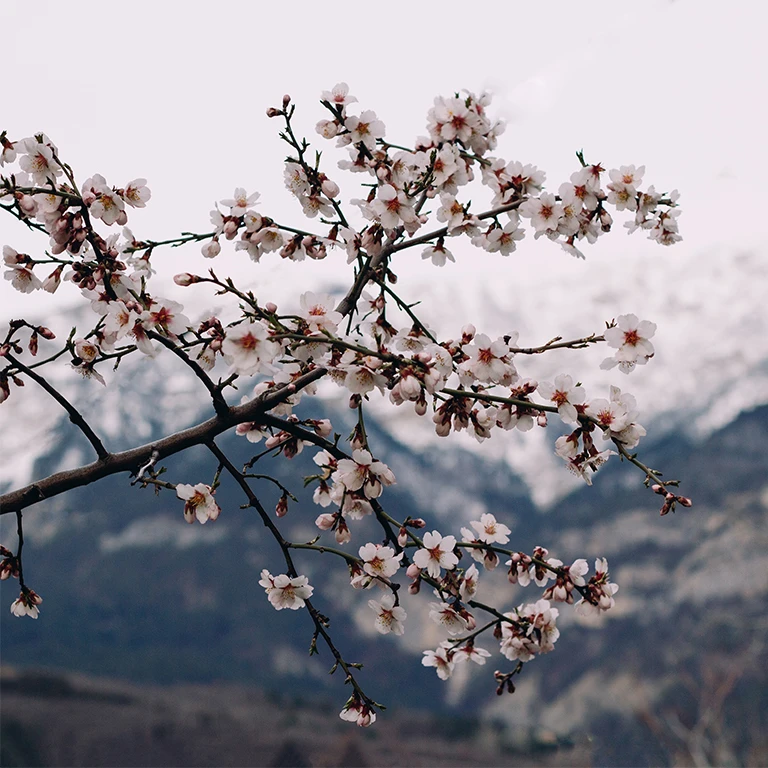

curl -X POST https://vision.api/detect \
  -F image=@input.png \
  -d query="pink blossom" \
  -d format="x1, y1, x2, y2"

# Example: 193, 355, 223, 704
413, 531, 458, 578
10, 588, 43, 619
368, 594, 406, 635
176, 483, 220, 524
259, 570, 314, 611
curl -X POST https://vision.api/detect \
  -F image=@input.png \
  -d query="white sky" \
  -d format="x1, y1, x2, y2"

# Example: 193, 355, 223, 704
2, 0, 768, 502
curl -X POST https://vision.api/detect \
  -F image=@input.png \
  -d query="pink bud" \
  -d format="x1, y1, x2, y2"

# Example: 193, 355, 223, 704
677, 495, 692, 508
406, 563, 421, 579
315, 513, 335, 530
42, 265, 64, 293
201, 239, 221, 259
174, 273, 200, 286
266, 107, 282, 118
37, 326, 55, 340
265, 302, 278, 314
282, 94, 291, 108
321, 178, 340, 198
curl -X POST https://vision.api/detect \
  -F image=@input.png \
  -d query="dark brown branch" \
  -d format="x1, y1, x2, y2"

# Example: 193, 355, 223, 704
147, 331, 230, 417
6, 353, 109, 460
207, 439, 372, 701
0, 367, 327, 515
334, 198, 524, 318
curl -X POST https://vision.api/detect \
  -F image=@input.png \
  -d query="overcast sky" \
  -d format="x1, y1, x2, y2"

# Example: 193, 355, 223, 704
2, 0, 767, 501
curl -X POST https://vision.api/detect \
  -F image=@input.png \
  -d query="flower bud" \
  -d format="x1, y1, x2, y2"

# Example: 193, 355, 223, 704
37, 326, 55, 340
264, 302, 278, 314
406, 563, 421, 579
315, 513, 335, 530
282, 94, 291, 108
42, 265, 64, 293
315, 120, 339, 139
321, 178, 340, 198
266, 107, 282, 118
201, 239, 221, 259
174, 273, 200, 286
275, 493, 289, 518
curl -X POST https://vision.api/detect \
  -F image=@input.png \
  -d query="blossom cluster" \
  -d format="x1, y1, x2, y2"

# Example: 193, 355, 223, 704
0, 84, 688, 728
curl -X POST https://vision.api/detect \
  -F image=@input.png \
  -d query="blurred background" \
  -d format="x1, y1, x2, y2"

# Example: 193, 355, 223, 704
1, 1, 767, 765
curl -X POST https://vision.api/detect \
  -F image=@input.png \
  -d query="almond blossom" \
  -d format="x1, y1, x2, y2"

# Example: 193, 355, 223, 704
259, 570, 314, 611
19, 137, 61, 184
358, 543, 403, 579
333, 449, 396, 499
453, 644, 492, 665
576, 558, 619, 615
339, 695, 376, 727
421, 643, 455, 680
341, 110, 385, 151
469, 512, 511, 545
221, 321, 280, 375
600, 313, 656, 373
413, 531, 458, 578
176, 483, 221, 524
368, 594, 406, 635
299, 291, 343, 334
537, 374, 585, 425
428, 602, 470, 635
10, 589, 43, 619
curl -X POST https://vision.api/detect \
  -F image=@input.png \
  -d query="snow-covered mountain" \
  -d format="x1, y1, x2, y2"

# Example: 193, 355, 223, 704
2, 234, 767, 507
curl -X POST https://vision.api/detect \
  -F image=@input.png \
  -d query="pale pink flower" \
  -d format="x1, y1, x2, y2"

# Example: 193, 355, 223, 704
429, 602, 469, 635
413, 531, 458, 578
537, 374, 585, 425
19, 138, 61, 184
586, 398, 629, 434
460, 564, 480, 601
4, 264, 42, 293
220, 188, 260, 217
176, 483, 221, 524
122, 178, 151, 208
221, 321, 280, 375
342, 110, 385, 151
259, 570, 314, 610
10, 589, 43, 619
299, 291, 342, 334
333, 449, 395, 499
321, 82, 357, 108
370, 184, 417, 230
459, 333, 516, 385
453, 644, 491, 665
601, 314, 656, 374
339, 695, 376, 727
359, 543, 403, 579
368, 593, 406, 635
470, 512, 511, 545
422, 644, 455, 680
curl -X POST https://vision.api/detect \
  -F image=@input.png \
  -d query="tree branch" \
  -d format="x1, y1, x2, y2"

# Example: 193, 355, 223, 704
6, 353, 109, 460
0, 367, 326, 515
